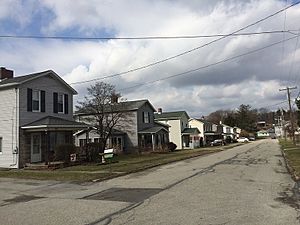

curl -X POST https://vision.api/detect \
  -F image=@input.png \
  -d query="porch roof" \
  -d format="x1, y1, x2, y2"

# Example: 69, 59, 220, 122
204, 131, 222, 136
139, 126, 169, 134
21, 116, 88, 131
182, 128, 200, 135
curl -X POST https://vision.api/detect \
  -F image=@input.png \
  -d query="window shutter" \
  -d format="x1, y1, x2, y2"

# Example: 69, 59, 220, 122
53, 92, 58, 113
148, 112, 150, 123
142, 112, 145, 123
27, 88, 32, 112
64, 94, 69, 114
41, 90, 45, 112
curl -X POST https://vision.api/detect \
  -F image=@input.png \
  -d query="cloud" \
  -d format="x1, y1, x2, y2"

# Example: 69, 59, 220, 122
1, 0, 300, 116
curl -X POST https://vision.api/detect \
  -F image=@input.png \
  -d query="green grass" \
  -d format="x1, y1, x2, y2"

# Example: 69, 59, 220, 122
279, 139, 300, 177
0, 144, 242, 182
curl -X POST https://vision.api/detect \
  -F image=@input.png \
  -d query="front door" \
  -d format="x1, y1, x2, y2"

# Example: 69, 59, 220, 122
31, 133, 41, 163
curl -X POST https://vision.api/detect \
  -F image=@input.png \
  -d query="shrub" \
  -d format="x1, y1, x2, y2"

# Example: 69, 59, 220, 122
166, 142, 177, 152
85, 142, 105, 162
54, 144, 76, 163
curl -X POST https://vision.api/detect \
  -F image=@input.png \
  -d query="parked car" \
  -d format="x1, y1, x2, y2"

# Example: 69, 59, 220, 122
211, 139, 225, 146
249, 137, 255, 141
237, 137, 249, 143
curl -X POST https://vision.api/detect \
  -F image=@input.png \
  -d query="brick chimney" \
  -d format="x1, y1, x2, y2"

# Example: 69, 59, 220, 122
158, 108, 162, 114
0, 67, 14, 81
111, 93, 120, 103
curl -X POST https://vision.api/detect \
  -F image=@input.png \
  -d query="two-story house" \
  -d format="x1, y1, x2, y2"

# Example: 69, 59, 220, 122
154, 110, 200, 149
74, 99, 169, 152
220, 122, 235, 143
189, 118, 223, 145
0, 68, 87, 168
188, 118, 205, 146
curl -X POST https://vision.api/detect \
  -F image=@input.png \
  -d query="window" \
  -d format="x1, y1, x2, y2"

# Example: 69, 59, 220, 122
32, 90, 40, 112
53, 92, 68, 114
58, 93, 64, 113
0, 137, 2, 153
27, 89, 45, 112
143, 112, 150, 123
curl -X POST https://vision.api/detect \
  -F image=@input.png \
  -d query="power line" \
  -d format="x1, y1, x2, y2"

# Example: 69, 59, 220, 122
0, 30, 296, 41
119, 34, 300, 92
69, 1, 300, 86
258, 100, 289, 109
288, 29, 300, 85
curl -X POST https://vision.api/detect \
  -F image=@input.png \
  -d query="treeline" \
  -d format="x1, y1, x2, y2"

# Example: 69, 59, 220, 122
205, 104, 288, 132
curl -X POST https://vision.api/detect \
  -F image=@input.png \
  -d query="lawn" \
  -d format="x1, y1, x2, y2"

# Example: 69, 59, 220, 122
0, 143, 243, 182
279, 139, 300, 179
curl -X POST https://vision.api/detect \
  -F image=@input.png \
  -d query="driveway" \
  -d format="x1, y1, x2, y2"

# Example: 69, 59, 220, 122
0, 139, 299, 224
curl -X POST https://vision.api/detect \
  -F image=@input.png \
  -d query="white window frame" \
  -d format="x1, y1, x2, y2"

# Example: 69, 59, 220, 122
32, 90, 41, 112
0, 137, 2, 154
57, 93, 64, 114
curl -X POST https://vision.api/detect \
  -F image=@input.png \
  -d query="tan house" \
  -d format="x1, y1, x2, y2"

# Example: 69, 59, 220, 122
154, 110, 200, 149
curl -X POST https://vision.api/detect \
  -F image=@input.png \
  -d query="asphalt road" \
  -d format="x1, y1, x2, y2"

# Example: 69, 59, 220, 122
0, 139, 299, 225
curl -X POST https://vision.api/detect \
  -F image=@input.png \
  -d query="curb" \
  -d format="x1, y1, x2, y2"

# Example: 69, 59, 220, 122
281, 149, 300, 182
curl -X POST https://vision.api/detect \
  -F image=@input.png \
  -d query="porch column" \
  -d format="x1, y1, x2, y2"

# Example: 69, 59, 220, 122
152, 134, 155, 151
45, 130, 49, 165
85, 128, 90, 154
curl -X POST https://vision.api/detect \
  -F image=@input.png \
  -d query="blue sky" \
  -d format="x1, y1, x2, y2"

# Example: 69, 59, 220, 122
0, 0, 300, 116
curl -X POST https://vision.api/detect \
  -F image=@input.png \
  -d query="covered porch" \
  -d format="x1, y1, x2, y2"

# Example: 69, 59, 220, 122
20, 116, 87, 167
182, 128, 200, 149
138, 127, 169, 151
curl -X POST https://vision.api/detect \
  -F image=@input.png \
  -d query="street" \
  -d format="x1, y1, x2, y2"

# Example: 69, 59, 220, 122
0, 139, 299, 225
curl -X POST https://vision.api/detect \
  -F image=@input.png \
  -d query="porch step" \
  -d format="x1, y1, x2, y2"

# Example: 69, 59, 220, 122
24, 161, 65, 170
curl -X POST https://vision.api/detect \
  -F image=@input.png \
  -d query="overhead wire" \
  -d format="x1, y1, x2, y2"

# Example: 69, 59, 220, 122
69, 1, 300, 86
0, 30, 297, 41
118, 33, 300, 92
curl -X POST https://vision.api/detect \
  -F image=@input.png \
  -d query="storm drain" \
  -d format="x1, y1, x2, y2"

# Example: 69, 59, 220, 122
4, 195, 44, 203
83, 188, 163, 203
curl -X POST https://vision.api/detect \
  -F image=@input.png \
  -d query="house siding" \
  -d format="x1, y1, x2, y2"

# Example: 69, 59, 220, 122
137, 103, 155, 131
0, 88, 19, 168
75, 111, 138, 151
18, 75, 74, 167
159, 120, 182, 149
189, 119, 204, 138
115, 111, 138, 150
19, 75, 74, 126
155, 113, 189, 149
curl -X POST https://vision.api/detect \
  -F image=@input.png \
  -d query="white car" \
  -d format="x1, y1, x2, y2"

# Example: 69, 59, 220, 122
237, 137, 249, 143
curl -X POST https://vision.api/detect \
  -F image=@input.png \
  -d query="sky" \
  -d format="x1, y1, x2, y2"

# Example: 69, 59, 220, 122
1, 0, 300, 117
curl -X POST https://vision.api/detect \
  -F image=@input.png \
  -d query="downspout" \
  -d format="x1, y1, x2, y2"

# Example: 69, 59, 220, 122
10, 87, 19, 167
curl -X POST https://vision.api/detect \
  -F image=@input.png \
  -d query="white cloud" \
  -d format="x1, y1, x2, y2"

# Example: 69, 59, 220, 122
1, 0, 300, 116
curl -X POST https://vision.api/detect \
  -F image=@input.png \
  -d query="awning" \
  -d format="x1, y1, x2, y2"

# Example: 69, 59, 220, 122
21, 116, 88, 132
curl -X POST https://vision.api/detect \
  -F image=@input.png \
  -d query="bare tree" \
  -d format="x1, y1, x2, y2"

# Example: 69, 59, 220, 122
76, 82, 125, 153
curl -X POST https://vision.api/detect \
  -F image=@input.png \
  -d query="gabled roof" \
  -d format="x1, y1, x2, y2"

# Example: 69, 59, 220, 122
182, 128, 200, 134
0, 70, 77, 94
21, 116, 87, 130
139, 126, 169, 134
74, 127, 126, 136
154, 111, 189, 120
75, 99, 156, 115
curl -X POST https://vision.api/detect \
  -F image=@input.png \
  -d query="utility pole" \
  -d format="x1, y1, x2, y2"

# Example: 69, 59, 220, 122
279, 86, 297, 144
